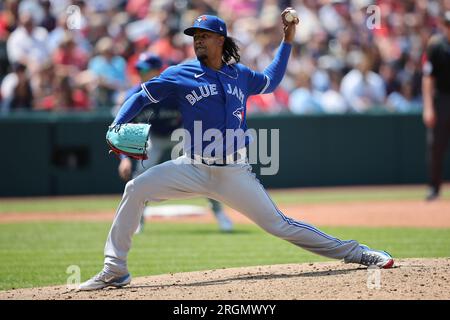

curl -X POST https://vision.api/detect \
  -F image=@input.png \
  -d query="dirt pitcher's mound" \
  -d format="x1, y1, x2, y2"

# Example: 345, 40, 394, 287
1, 258, 449, 300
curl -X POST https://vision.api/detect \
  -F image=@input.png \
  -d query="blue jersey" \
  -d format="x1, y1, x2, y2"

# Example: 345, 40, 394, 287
124, 85, 182, 136
114, 42, 292, 157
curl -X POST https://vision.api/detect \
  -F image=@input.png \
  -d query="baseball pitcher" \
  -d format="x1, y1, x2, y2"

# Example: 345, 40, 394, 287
117, 53, 233, 233
80, 8, 394, 291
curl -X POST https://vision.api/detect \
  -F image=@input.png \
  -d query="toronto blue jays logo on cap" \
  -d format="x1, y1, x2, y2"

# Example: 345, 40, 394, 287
184, 14, 227, 37
197, 15, 207, 23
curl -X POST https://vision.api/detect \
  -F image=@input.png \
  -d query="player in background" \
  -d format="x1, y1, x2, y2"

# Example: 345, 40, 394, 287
422, 11, 450, 201
116, 53, 234, 233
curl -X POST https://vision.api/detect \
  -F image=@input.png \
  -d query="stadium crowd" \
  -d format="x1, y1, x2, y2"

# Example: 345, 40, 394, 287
0, 0, 448, 115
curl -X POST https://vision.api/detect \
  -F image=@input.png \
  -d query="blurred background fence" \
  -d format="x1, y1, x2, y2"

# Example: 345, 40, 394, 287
2, 1, 450, 196
2, 110, 448, 197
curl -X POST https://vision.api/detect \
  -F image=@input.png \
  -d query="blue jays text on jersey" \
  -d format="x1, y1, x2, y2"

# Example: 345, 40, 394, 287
113, 42, 292, 158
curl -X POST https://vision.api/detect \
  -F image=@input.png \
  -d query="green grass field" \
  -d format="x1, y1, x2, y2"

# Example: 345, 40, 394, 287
1, 186, 449, 213
0, 222, 449, 291
0, 186, 449, 291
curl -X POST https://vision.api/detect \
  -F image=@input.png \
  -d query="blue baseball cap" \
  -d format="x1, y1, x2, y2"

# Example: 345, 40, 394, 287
135, 53, 163, 71
184, 15, 227, 37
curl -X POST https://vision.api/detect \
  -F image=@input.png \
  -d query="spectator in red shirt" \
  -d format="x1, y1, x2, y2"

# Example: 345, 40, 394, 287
53, 75, 90, 111
149, 27, 186, 65
53, 32, 89, 72
37, 74, 91, 112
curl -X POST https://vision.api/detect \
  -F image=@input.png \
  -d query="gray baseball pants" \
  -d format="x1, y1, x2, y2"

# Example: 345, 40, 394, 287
104, 156, 364, 273
132, 135, 225, 219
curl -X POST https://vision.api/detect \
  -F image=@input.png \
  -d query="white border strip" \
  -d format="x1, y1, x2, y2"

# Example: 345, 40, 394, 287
259, 75, 270, 94
141, 84, 159, 103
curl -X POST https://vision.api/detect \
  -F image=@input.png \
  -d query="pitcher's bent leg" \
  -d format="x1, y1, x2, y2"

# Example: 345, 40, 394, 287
104, 159, 208, 274
104, 179, 147, 273
211, 164, 363, 264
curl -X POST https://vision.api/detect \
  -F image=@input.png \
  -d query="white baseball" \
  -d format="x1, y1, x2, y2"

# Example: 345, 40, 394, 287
285, 9, 297, 23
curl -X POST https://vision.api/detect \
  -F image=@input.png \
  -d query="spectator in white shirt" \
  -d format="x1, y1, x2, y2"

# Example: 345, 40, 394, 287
289, 71, 323, 114
386, 76, 422, 113
6, 12, 48, 68
340, 52, 386, 113
321, 69, 348, 114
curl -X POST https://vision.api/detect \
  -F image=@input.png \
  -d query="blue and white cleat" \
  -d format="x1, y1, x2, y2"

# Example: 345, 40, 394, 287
78, 269, 131, 291
359, 245, 394, 269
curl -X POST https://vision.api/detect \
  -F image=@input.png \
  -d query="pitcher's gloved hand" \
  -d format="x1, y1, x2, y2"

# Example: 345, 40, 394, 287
106, 123, 151, 160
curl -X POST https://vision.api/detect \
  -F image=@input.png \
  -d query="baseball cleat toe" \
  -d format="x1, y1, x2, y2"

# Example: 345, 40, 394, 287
78, 269, 131, 291
359, 245, 394, 269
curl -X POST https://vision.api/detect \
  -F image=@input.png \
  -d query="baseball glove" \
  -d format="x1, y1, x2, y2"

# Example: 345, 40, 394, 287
106, 123, 151, 160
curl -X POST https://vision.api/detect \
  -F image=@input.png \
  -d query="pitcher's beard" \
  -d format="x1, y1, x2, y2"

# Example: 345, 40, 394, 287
196, 50, 208, 62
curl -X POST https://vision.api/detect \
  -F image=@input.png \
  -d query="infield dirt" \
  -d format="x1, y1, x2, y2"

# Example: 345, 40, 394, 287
1, 199, 450, 227
1, 258, 449, 300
